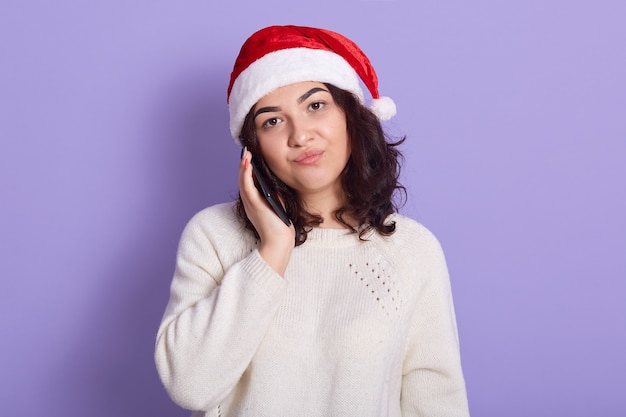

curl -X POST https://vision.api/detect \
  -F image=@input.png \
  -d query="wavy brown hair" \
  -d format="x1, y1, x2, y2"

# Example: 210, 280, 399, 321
236, 83, 406, 246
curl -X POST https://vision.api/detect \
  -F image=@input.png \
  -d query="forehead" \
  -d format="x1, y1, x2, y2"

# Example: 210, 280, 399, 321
255, 81, 329, 106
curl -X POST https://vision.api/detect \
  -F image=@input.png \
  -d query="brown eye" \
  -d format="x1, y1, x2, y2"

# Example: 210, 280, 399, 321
308, 101, 325, 111
262, 117, 281, 128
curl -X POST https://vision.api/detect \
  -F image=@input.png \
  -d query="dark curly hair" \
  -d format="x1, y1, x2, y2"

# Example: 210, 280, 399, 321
236, 83, 406, 246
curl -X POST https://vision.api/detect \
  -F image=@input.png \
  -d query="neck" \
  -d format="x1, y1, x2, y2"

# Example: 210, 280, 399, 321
300, 188, 353, 229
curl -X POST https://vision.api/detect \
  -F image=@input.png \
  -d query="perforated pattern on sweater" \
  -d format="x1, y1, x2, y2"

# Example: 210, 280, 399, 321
349, 260, 404, 318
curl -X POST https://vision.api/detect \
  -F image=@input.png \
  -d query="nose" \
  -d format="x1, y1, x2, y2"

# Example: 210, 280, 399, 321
287, 116, 313, 147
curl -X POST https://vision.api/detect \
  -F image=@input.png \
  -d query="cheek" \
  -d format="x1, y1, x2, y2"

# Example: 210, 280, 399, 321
258, 140, 285, 172
257, 135, 274, 157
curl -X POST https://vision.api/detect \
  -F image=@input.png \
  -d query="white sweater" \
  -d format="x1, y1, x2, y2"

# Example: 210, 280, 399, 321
155, 202, 469, 417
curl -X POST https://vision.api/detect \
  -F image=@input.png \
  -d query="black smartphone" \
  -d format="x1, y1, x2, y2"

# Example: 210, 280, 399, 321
248, 157, 291, 226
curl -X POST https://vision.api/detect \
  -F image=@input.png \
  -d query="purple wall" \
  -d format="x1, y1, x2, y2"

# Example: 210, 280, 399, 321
1, 1, 624, 416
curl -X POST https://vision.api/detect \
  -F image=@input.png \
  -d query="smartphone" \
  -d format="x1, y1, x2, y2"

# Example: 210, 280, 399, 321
248, 157, 291, 226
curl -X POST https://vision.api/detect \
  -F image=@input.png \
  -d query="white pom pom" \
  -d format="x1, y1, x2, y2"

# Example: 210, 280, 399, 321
370, 96, 396, 120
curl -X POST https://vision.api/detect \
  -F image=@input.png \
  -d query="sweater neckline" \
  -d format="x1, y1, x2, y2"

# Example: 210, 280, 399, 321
304, 226, 373, 248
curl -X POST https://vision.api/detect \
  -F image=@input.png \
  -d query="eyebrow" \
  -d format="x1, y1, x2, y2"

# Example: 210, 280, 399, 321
253, 87, 330, 120
297, 87, 329, 104
254, 106, 280, 119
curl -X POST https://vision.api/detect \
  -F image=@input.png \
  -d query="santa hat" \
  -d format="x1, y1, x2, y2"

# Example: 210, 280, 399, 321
227, 25, 396, 143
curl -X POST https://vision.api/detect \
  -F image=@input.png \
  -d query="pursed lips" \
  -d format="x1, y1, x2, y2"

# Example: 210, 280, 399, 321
293, 149, 324, 165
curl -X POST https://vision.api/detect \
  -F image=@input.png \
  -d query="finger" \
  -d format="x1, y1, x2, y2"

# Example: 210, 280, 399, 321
238, 148, 254, 196
238, 149, 266, 213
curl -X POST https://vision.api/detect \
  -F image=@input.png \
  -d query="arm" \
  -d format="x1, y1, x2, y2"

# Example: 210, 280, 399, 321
155, 215, 287, 411
400, 233, 470, 417
155, 150, 295, 411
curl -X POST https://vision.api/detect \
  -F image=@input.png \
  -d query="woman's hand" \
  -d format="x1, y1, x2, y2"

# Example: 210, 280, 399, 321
239, 148, 295, 276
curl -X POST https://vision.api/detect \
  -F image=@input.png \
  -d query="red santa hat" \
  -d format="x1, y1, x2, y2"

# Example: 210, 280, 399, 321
227, 25, 396, 143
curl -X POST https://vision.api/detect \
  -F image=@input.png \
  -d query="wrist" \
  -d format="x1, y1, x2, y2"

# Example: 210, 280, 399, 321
258, 240, 293, 276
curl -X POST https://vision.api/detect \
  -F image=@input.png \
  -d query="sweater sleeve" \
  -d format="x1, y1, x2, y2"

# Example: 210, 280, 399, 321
154, 209, 287, 411
400, 229, 470, 417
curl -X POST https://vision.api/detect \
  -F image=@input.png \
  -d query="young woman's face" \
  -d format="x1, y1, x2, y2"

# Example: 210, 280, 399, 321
253, 81, 351, 201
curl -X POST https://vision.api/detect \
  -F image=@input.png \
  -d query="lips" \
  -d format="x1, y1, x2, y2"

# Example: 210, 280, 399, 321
294, 149, 324, 165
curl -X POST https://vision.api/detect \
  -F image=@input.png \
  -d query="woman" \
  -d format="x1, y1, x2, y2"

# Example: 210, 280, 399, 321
155, 25, 470, 417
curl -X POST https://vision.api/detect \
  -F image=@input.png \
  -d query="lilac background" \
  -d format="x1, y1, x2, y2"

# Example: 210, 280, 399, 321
1, 1, 624, 416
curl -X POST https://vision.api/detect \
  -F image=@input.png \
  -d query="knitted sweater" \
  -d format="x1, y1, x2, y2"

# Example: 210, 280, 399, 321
155, 202, 470, 417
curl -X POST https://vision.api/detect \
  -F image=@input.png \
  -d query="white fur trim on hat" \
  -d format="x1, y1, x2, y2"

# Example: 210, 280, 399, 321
370, 96, 397, 121
228, 48, 364, 142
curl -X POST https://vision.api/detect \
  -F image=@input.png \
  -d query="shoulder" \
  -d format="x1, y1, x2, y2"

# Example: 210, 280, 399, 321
387, 213, 442, 248
180, 201, 253, 250
375, 213, 447, 265
372, 214, 452, 297
185, 201, 240, 231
